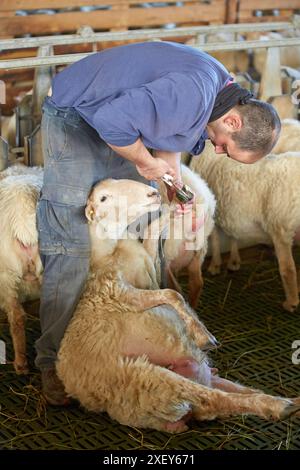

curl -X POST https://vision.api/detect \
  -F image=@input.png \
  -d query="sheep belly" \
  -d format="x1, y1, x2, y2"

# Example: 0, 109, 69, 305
223, 221, 272, 246
120, 305, 211, 381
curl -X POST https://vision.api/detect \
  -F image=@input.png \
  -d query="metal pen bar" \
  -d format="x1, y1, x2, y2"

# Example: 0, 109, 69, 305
2, 37, 300, 70
0, 19, 298, 51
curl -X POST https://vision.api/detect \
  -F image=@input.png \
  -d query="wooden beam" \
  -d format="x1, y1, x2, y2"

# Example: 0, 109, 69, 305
0, 5, 226, 37
238, 0, 300, 10
0, 0, 224, 11
239, 11, 295, 23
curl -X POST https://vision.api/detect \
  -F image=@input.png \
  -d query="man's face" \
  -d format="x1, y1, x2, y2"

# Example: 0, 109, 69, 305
208, 132, 261, 164
206, 112, 262, 164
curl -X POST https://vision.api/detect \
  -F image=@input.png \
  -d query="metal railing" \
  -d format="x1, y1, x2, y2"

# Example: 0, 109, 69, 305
2, 37, 300, 69
0, 18, 298, 51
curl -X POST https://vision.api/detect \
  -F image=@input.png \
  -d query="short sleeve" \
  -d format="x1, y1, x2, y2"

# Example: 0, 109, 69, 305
92, 72, 215, 148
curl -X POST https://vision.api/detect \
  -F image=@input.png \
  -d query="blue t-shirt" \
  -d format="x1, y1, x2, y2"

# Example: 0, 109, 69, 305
50, 41, 230, 155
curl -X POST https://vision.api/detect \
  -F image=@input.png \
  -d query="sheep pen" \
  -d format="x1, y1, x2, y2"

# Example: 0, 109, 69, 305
56, 179, 300, 433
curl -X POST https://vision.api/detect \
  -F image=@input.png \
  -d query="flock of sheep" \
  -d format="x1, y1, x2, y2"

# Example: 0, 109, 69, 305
1, 116, 300, 432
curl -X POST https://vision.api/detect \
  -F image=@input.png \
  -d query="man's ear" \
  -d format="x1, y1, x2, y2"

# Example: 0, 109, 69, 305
223, 112, 243, 131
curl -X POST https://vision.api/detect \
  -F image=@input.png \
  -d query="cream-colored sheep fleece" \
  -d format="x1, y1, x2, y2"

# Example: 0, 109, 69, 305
56, 246, 209, 431
191, 143, 300, 246
272, 119, 300, 154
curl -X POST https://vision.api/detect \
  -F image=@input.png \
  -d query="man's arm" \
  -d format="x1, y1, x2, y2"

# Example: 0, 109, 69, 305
153, 150, 181, 181
108, 139, 175, 181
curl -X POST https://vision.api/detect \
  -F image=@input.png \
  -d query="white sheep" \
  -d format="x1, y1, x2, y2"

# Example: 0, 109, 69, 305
85, 178, 215, 349
185, 33, 249, 74
272, 118, 300, 154
159, 164, 216, 308
56, 178, 300, 433
0, 164, 43, 374
191, 141, 300, 312
0, 163, 44, 181
245, 31, 300, 77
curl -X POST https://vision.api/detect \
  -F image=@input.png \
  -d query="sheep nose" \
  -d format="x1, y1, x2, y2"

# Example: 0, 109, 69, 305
203, 336, 220, 352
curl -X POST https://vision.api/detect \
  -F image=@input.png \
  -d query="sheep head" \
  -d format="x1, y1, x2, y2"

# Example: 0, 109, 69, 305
85, 179, 161, 239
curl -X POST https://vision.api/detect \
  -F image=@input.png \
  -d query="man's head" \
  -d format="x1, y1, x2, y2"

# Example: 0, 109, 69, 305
206, 99, 281, 164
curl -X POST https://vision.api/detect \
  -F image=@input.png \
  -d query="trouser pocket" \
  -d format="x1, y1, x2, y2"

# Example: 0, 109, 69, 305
37, 199, 90, 256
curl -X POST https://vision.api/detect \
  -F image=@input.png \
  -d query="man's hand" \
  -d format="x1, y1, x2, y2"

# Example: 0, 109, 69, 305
136, 157, 175, 181
153, 150, 181, 181
108, 139, 175, 181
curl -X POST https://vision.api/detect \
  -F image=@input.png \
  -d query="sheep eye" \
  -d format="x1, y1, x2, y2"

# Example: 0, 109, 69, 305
100, 196, 107, 202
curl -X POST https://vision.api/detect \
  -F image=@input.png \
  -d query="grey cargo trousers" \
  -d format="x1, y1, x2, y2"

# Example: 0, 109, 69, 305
35, 97, 154, 370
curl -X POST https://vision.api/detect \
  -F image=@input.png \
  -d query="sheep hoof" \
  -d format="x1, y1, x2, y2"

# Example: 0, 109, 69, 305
282, 300, 299, 313
280, 403, 300, 420
162, 419, 189, 434
14, 362, 29, 375
227, 261, 240, 272
208, 264, 221, 276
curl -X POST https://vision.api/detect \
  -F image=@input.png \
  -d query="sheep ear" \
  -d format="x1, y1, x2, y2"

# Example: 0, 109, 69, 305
85, 200, 95, 222
85, 201, 108, 224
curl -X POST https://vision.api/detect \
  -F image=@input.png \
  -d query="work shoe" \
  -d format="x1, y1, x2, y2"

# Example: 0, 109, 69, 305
41, 367, 70, 406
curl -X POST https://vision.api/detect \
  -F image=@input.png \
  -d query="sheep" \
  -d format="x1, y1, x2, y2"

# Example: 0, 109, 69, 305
85, 178, 215, 348
185, 33, 249, 74
272, 119, 300, 154
158, 164, 216, 308
191, 141, 300, 312
1, 114, 16, 148
268, 95, 298, 121
0, 163, 43, 181
0, 164, 43, 374
56, 177, 300, 433
246, 31, 300, 77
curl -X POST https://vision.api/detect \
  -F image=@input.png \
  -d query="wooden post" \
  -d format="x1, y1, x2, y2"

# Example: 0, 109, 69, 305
226, 0, 239, 24
32, 45, 54, 125
259, 46, 282, 101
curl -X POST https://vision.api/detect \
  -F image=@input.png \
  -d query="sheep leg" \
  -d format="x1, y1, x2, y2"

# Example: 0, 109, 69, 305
6, 300, 28, 374
193, 388, 300, 422
120, 284, 216, 349
109, 362, 193, 433
109, 362, 300, 433
272, 237, 299, 312
187, 252, 203, 309
166, 262, 183, 294
142, 211, 170, 263
211, 375, 263, 395
208, 227, 222, 275
227, 238, 241, 271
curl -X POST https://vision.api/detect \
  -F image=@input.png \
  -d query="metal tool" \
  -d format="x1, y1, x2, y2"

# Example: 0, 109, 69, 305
161, 174, 194, 204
